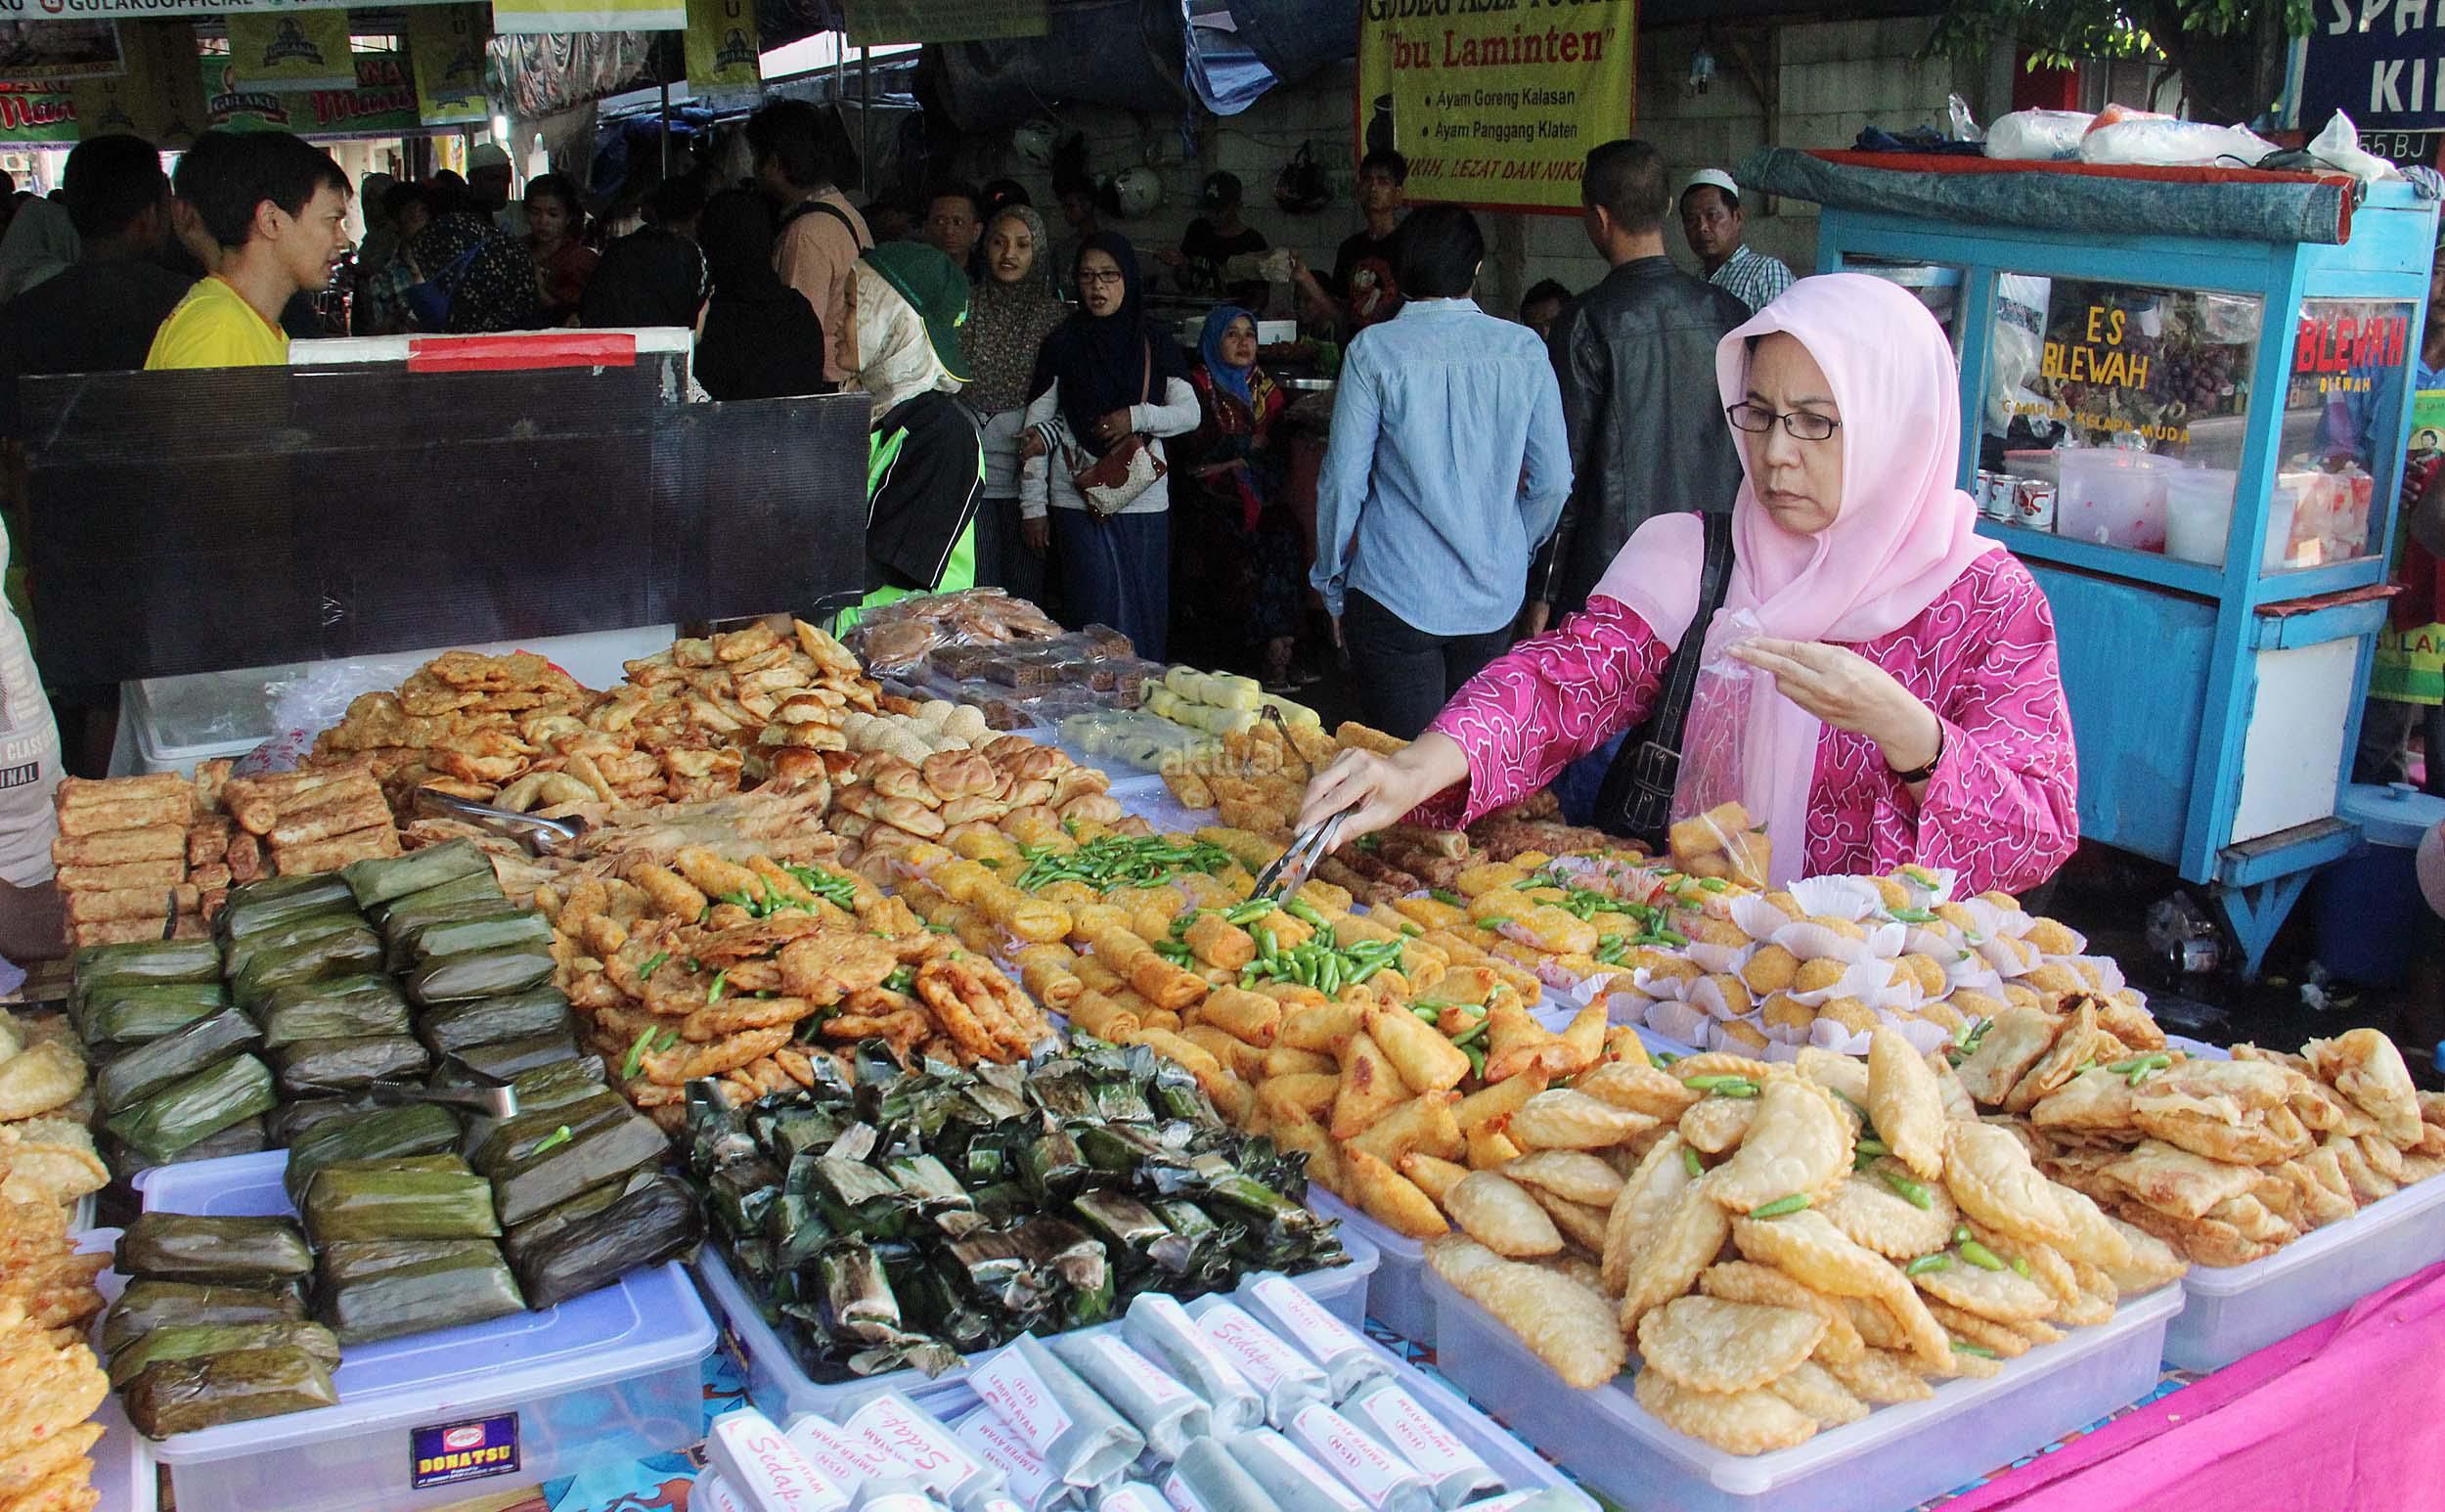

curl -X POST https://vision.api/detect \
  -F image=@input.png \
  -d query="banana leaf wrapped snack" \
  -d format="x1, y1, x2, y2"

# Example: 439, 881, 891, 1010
105, 1052, 277, 1164
106, 1320, 341, 1392
73, 980, 228, 1046
117, 1214, 312, 1287
95, 1008, 261, 1116
224, 911, 370, 987
475, 1091, 668, 1226
305, 1155, 502, 1242
217, 874, 355, 941
255, 974, 414, 1049
273, 1035, 431, 1097
403, 947, 556, 1007
343, 839, 491, 910
419, 987, 574, 1057
316, 1238, 526, 1344
507, 1171, 702, 1309
396, 910, 553, 967
124, 1346, 341, 1438
286, 1102, 461, 1206
446, 1030, 581, 1085
370, 871, 508, 936
233, 926, 383, 1011
73, 937, 220, 990
103, 1280, 307, 1356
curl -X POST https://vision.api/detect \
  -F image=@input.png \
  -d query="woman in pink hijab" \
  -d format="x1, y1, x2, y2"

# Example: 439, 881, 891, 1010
1299, 273, 2077, 894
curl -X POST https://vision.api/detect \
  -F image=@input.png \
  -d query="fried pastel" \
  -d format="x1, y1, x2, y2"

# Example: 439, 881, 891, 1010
1603, 1134, 1695, 1296
2131, 1105, 2308, 1167
1922, 1298, 2032, 1358
1632, 1369, 1819, 1456
1574, 1060, 1701, 1122
1428, 1237, 1625, 1388
2044, 1182, 2135, 1272
1733, 1211, 1952, 1370
1825, 1347, 1935, 1406
2062, 1260, 2124, 1326
1709, 1078, 1849, 1216
2096, 1138, 2257, 1223
1637, 1296, 1828, 1394
2002, 1001, 2110, 1115
1532, 1189, 1615, 1254
1346, 1148, 1448, 1239
1506, 1089, 1657, 1150
1945, 1121, 2076, 1248
1795, 1047, 1871, 1112
1952, 1007, 2062, 1107
1868, 1028, 1946, 1180
1672, 1051, 1774, 1084
1915, 1257, 2059, 1324
1679, 1095, 1759, 1154
2031, 1069, 2142, 1133
1765, 1359, 1872, 1431
1504, 1150, 1625, 1209
1697, 1261, 1866, 1365
1445, 1172, 1564, 1258
2302, 1028, 2423, 1146
1620, 1178, 1734, 1330
1818, 1166, 1958, 1259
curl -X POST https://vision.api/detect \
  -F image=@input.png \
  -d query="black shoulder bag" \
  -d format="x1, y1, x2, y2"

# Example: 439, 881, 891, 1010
1591, 510, 1737, 850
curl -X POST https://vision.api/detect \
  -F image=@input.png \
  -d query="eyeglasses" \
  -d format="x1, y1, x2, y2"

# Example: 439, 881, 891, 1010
1076, 269, 1126, 287
1726, 401, 1841, 442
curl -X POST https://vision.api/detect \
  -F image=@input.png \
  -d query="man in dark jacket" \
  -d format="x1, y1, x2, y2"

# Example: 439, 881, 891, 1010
1525, 139, 1749, 636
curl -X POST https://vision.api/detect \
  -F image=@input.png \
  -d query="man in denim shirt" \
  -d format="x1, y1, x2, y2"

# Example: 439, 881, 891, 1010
1312, 203, 1572, 739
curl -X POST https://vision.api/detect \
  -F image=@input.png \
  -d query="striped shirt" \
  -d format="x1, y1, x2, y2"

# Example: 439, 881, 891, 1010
1711, 244, 1797, 313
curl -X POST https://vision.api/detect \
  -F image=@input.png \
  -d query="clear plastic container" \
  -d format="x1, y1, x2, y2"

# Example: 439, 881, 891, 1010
694, 1228, 1378, 1425
2055, 448, 2173, 552
1305, 1191, 1438, 1346
2162, 467, 2238, 564
1425, 1267, 2183, 1512
134, 1150, 717, 1512
2163, 1170, 2445, 1371
79, 1229, 159, 1512
921, 1327, 1595, 1512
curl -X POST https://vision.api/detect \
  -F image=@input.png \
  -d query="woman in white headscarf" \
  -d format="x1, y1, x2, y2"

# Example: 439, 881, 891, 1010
844, 244, 984, 614
0, 197, 78, 304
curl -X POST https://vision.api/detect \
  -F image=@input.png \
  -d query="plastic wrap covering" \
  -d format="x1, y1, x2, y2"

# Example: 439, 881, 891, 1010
1736, 147, 2356, 247
1187, 0, 1355, 114
23, 373, 872, 685
936, 0, 1184, 132
488, 30, 655, 120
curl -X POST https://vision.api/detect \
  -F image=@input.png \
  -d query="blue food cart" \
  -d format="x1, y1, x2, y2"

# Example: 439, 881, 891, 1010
1744, 151, 2437, 973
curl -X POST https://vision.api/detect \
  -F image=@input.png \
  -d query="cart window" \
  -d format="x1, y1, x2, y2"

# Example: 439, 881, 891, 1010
2270, 296, 2419, 575
1842, 258, 1964, 353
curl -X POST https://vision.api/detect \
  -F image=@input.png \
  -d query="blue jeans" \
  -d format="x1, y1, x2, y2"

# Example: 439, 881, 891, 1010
1553, 730, 1627, 827
1053, 508, 1170, 662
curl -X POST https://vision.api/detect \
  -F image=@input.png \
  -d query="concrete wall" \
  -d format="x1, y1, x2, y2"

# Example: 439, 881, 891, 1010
934, 16, 1994, 315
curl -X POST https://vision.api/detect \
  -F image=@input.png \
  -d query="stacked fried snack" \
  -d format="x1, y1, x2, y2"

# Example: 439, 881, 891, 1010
50, 766, 279, 945
820, 727, 1130, 881
221, 760, 402, 879
311, 649, 598, 805
0, 1197, 109, 1512
0, 1016, 104, 1217
1994, 1021, 2445, 1266
1423, 1029, 2189, 1455
846, 586, 1067, 675
542, 844, 1049, 1129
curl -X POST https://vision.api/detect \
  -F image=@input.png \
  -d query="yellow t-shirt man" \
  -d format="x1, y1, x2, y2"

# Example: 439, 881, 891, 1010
144, 275, 288, 371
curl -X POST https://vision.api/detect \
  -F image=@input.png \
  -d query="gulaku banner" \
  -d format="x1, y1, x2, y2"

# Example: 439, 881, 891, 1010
206, 50, 418, 137
684, 0, 758, 94
491, 0, 683, 36
70, 19, 206, 148
1354, 0, 1638, 214
842, 0, 1046, 46
226, 9, 356, 93
0, 22, 121, 82
406, 3, 489, 126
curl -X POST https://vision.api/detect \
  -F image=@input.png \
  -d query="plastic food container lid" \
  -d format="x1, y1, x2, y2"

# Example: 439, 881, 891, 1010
2337, 781, 2445, 849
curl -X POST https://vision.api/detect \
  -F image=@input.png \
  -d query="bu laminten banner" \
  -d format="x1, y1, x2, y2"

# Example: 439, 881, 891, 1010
70, 18, 205, 147
843, 0, 1046, 46
1355, 0, 1637, 213
491, 0, 683, 36
206, 49, 417, 136
406, 3, 488, 125
685, 0, 758, 93
226, 9, 355, 92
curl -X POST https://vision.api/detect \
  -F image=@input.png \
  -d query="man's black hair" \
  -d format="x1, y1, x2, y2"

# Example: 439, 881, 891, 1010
174, 130, 348, 250
1394, 201, 1483, 299
744, 99, 858, 195
648, 174, 708, 226
1582, 139, 1667, 237
62, 132, 166, 242
1521, 279, 1572, 314
382, 181, 431, 223
1358, 148, 1409, 184
927, 180, 983, 218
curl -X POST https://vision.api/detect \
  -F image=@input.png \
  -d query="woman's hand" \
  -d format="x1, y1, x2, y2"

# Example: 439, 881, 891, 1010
1294, 734, 1471, 843
1729, 637, 1943, 777
1018, 430, 1048, 463
1021, 516, 1050, 555
1095, 410, 1134, 445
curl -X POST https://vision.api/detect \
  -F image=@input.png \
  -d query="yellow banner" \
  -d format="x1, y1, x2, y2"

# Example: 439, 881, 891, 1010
407, 3, 490, 126
843, 0, 1046, 46
71, 20, 208, 149
1355, 0, 1637, 213
227, 10, 358, 94
492, 0, 684, 36
684, 0, 759, 93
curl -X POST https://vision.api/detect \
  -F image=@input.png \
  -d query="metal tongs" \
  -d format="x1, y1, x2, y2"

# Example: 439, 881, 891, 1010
370, 1068, 521, 1120
1250, 803, 1357, 905
415, 786, 589, 857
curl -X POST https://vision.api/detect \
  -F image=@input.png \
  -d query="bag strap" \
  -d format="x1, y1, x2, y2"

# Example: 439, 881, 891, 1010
780, 197, 871, 249
1592, 510, 1738, 847
433, 241, 483, 289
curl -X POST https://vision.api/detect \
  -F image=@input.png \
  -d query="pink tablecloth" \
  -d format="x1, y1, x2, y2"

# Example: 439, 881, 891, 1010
1945, 1260, 2445, 1512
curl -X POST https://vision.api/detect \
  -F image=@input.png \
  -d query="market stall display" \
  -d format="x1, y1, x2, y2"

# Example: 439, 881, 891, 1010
0, 1195, 109, 1512
680, 1039, 1350, 1401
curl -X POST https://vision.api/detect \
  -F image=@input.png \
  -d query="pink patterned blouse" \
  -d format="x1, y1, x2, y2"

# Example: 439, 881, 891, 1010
1419, 549, 2079, 895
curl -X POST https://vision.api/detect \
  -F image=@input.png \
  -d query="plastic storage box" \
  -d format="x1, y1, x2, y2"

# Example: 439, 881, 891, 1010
79, 1230, 158, 1512
1306, 1191, 1437, 1346
695, 1226, 1378, 1425
134, 1150, 716, 1512
1426, 1268, 2183, 1512
2163, 1168, 2445, 1370
921, 1328, 1596, 1512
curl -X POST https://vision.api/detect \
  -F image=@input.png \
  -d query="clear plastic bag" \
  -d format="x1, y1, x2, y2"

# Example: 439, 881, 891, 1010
1666, 611, 1773, 887
241, 655, 450, 776
1983, 109, 2093, 162
2079, 113, 2277, 169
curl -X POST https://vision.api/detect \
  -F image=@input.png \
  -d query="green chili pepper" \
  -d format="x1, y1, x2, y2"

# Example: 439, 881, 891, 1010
1959, 1239, 2008, 1272
1460, 1042, 1486, 1079
1682, 1146, 1705, 1178
1319, 958, 1343, 997
530, 1124, 574, 1155
1430, 888, 1466, 909
1682, 1075, 1743, 1090
638, 951, 669, 981
1476, 915, 1514, 930
1256, 926, 1279, 960
1451, 1017, 1490, 1048
1748, 1193, 1812, 1219
1285, 898, 1330, 931
1951, 1342, 1998, 1358
1905, 1254, 1951, 1275
883, 966, 916, 995
1656, 928, 1688, 948
1399, 922, 1423, 937
1225, 899, 1274, 926
1878, 1170, 1934, 1211
1854, 1136, 1889, 1157
1349, 957, 1391, 986
1713, 1080, 1759, 1098
2011, 1256, 2031, 1278
706, 970, 728, 1005
1654, 1050, 1680, 1065
1888, 907, 1937, 924
621, 1028, 656, 1081
1411, 1003, 1442, 1022
655, 1028, 681, 1051
1952, 1224, 1974, 1245
1697, 876, 1729, 892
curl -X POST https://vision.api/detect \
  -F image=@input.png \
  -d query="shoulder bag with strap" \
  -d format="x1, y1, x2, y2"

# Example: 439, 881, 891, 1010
1066, 340, 1166, 519
779, 197, 870, 247
1590, 510, 1737, 851
403, 241, 482, 331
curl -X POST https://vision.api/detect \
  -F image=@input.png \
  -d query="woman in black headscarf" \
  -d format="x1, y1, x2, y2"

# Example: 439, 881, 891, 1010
1018, 232, 1196, 658
692, 189, 829, 401
579, 217, 710, 332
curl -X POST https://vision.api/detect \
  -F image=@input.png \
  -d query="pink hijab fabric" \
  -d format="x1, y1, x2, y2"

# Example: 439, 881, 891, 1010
1592, 273, 1998, 880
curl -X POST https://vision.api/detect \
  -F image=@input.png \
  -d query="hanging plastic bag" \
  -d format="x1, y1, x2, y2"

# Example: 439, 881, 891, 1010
2306, 110, 2399, 184
1666, 611, 1773, 888
1947, 94, 1986, 144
